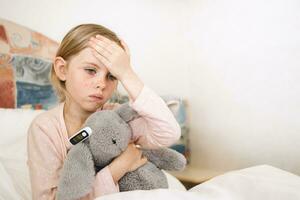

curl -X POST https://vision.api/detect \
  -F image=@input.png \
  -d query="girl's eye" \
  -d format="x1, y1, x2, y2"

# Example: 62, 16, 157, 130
85, 68, 97, 75
107, 73, 117, 81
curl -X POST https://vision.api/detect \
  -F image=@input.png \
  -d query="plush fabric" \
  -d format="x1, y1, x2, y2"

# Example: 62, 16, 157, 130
110, 94, 191, 163
0, 18, 59, 109
57, 103, 186, 200
0, 17, 191, 165
0, 108, 186, 199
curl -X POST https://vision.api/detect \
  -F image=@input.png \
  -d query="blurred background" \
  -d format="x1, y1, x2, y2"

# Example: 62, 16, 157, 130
0, 0, 299, 178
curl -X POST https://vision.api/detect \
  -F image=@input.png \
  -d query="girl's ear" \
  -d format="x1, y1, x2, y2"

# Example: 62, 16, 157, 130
56, 143, 95, 200
53, 56, 68, 81
116, 103, 139, 123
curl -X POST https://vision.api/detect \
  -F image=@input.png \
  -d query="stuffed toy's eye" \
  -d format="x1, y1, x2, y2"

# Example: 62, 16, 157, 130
112, 138, 117, 144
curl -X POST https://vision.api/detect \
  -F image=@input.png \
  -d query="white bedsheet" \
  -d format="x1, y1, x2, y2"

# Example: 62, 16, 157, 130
0, 108, 187, 200
96, 165, 300, 200
0, 135, 32, 200
0, 108, 299, 200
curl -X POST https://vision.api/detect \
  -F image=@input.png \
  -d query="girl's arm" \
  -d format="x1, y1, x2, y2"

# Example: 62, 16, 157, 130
128, 85, 181, 148
105, 87, 181, 148
88, 36, 143, 101
89, 36, 180, 148
27, 117, 120, 199
107, 143, 147, 184
27, 120, 63, 200
118, 68, 181, 148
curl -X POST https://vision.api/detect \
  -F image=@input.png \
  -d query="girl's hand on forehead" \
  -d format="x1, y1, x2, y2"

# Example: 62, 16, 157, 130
88, 35, 132, 81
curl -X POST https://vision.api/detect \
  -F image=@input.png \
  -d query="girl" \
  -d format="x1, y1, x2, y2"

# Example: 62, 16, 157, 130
27, 24, 180, 200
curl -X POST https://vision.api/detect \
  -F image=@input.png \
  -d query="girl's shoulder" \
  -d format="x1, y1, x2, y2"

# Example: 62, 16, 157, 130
30, 103, 63, 129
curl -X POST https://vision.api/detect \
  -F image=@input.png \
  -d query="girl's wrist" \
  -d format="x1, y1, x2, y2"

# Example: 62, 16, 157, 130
119, 67, 144, 101
118, 67, 134, 82
108, 160, 128, 183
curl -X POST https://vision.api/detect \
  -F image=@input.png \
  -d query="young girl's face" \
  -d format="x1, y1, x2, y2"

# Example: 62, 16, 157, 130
63, 47, 118, 112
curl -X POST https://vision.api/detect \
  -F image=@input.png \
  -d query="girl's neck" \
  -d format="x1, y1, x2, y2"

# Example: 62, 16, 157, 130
63, 99, 92, 137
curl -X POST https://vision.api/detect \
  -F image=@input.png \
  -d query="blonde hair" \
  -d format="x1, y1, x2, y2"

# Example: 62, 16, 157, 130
50, 24, 123, 102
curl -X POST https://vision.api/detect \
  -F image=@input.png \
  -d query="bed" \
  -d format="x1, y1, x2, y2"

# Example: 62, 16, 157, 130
97, 165, 300, 200
0, 108, 188, 199
1, 108, 300, 200
1, 18, 300, 200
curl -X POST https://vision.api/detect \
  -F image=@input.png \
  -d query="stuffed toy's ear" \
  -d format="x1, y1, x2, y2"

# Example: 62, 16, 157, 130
56, 143, 95, 200
115, 103, 139, 122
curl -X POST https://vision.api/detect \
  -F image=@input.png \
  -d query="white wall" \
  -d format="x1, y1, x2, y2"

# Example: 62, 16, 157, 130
1, 0, 300, 175
0, 0, 190, 98
187, 0, 300, 175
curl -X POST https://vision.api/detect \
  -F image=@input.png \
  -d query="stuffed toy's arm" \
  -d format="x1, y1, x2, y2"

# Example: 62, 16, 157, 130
142, 148, 186, 171
56, 143, 96, 200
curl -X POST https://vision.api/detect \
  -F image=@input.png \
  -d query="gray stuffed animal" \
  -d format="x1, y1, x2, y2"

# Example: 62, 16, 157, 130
56, 103, 186, 200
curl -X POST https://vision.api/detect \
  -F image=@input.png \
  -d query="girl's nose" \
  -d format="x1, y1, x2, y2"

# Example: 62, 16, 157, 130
95, 77, 106, 89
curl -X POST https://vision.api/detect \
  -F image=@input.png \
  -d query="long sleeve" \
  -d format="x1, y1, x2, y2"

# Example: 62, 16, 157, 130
27, 85, 180, 199
92, 167, 119, 196
27, 113, 119, 200
128, 86, 181, 148
27, 119, 62, 200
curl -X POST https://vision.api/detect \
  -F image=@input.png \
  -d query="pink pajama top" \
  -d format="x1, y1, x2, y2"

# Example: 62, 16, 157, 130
27, 86, 180, 200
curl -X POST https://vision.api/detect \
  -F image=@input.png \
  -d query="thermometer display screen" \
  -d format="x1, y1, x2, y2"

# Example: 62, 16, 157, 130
70, 130, 89, 145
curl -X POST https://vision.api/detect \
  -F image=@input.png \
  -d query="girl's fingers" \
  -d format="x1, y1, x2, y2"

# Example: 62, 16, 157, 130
91, 48, 111, 67
95, 35, 120, 52
120, 39, 130, 56
96, 35, 125, 53
140, 156, 148, 166
96, 34, 112, 45
89, 40, 111, 59
90, 37, 114, 54
132, 156, 147, 171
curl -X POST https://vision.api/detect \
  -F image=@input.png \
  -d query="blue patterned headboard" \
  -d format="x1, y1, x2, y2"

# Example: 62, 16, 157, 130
0, 19, 191, 162
0, 18, 59, 109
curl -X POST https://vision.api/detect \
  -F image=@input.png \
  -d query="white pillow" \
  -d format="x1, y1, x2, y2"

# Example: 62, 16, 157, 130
0, 108, 45, 147
0, 108, 45, 200
0, 108, 185, 199
163, 170, 187, 191
0, 161, 23, 199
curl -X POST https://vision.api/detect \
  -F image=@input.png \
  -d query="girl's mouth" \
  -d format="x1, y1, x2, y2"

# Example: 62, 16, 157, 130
89, 95, 104, 102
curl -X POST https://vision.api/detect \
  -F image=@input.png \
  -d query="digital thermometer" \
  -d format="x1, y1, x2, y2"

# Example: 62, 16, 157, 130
69, 127, 93, 145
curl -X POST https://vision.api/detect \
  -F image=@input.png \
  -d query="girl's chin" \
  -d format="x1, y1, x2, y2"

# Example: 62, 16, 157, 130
83, 102, 103, 112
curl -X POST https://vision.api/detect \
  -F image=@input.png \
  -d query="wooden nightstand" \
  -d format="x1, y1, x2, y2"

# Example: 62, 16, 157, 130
167, 165, 224, 189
